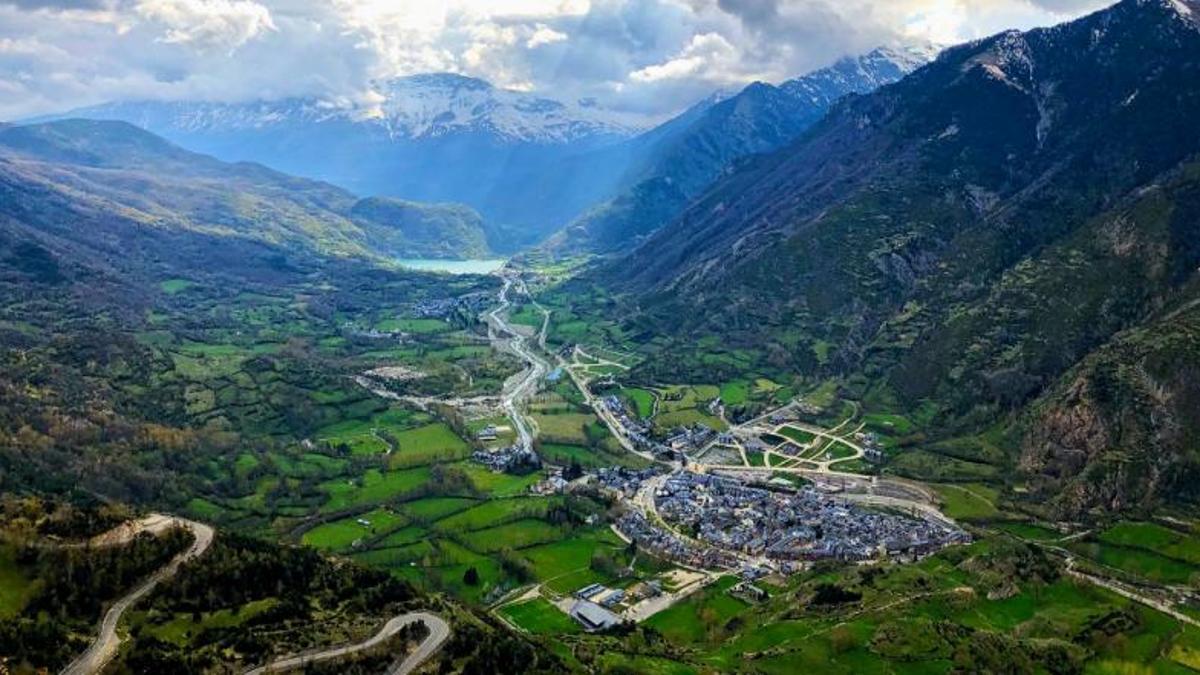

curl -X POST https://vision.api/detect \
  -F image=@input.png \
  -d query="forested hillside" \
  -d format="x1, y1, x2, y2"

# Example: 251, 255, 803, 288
594, 0, 1200, 514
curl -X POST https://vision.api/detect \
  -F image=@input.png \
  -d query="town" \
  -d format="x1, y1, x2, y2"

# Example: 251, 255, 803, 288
653, 472, 969, 566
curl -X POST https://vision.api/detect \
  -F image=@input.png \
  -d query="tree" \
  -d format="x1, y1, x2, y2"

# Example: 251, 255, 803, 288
463, 566, 480, 586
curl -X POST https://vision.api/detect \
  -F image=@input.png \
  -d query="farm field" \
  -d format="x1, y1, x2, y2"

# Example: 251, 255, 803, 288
319, 467, 432, 512
622, 388, 657, 418
499, 598, 580, 635
302, 508, 407, 551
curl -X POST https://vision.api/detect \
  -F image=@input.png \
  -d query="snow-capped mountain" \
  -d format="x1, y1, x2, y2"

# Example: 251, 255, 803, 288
68, 73, 653, 146
544, 44, 939, 254
370, 74, 654, 143
52, 74, 659, 246
780, 45, 942, 105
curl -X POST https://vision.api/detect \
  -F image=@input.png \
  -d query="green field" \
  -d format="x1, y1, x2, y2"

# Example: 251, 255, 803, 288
302, 508, 407, 550
375, 317, 453, 334
400, 497, 479, 522
319, 467, 432, 512
992, 522, 1063, 541
932, 484, 1002, 522
522, 529, 627, 592
1071, 540, 1198, 584
539, 443, 604, 467
387, 423, 471, 467
778, 426, 817, 445
623, 388, 657, 418
459, 463, 542, 497
532, 413, 601, 444
644, 576, 745, 643
500, 597, 580, 634
435, 498, 560, 533
654, 409, 728, 433
1098, 522, 1200, 565
719, 380, 750, 406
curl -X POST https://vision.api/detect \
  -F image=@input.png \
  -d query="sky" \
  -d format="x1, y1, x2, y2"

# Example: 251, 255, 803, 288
0, 0, 1112, 122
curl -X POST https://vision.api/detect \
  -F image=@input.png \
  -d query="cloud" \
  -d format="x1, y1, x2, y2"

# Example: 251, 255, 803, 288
0, 0, 1113, 122
631, 32, 738, 82
0, 0, 109, 8
134, 0, 276, 52
527, 24, 568, 48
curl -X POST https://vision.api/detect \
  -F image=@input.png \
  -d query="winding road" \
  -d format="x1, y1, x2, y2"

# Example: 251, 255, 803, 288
57, 516, 450, 675
243, 612, 451, 675
60, 515, 215, 675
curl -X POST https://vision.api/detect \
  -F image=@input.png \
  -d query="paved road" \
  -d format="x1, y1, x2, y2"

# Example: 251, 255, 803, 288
61, 516, 215, 675
244, 612, 450, 675
484, 275, 552, 451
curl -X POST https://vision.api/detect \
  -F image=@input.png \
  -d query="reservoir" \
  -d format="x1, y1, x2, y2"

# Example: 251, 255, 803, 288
395, 259, 507, 275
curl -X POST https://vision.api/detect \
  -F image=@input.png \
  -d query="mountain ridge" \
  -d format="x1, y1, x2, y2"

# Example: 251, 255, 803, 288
541, 44, 937, 255
597, 0, 1200, 514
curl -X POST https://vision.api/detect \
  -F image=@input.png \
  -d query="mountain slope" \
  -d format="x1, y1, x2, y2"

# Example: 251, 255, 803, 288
349, 197, 492, 260
545, 46, 936, 254
602, 0, 1200, 514
0, 119, 492, 269
55, 75, 656, 246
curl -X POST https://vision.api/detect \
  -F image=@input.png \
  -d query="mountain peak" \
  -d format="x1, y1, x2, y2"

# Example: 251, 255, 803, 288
1129, 0, 1197, 17
1103, 0, 1200, 28
380, 72, 494, 92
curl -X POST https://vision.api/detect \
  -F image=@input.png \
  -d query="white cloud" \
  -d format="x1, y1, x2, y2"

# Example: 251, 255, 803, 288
134, 0, 276, 52
631, 32, 737, 82
527, 24, 568, 48
0, 0, 1112, 122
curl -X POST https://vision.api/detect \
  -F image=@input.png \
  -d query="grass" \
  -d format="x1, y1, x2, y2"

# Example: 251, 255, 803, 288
387, 423, 470, 468
539, 443, 606, 468
375, 317, 453, 334
532, 413, 600, 445
778, 426, 817, 445
463, 520, 567, 553
644, 576, 745, 643
818, 441, 858, 462
0, 547, 32, 618
992, 522, 1062, 541
315, 409, 432, 457
459, 463, 542, 497
160, 278, 195, 295
522, 529, 626, 592
400, 497, 478, 522
720, 381, 750, 406
1098, 522, 1200, 565
319, 467, 432, 512
500, 597, 580, 634
138, 598, 279, 646
623, 388, 657, 418
654, 409, 727, 432
375, 526, 429, 548
302, 508, 407, 550
434, 498, 560, 533
1070, 541, 1197, 585
863, 413, 917, 436
932, 484, 1002, 522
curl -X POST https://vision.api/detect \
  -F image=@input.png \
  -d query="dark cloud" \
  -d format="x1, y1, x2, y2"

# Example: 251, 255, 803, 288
716, 0, 780, 28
